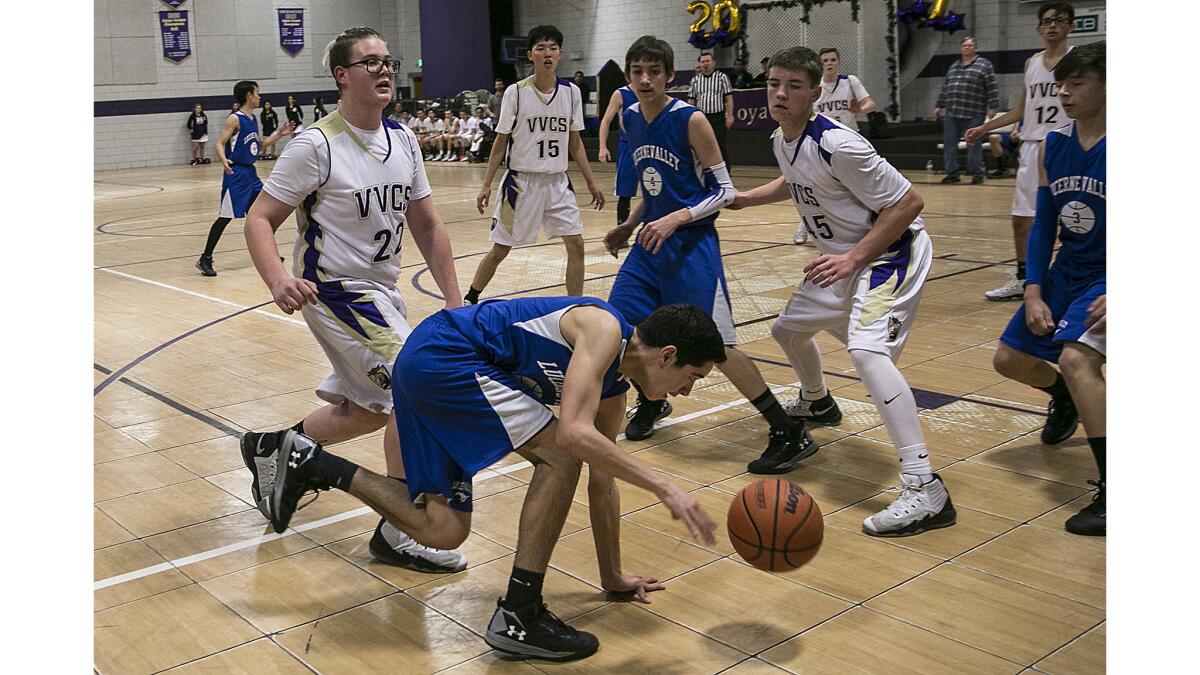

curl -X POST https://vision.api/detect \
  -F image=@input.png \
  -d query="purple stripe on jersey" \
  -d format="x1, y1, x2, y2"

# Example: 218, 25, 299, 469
301, 192, 323, 284
315, 283, 390, 340
803, 114, 839, 166
868, 230, 914, 292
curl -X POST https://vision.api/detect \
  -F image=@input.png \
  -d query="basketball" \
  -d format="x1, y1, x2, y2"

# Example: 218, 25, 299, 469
727, 479, 824, 572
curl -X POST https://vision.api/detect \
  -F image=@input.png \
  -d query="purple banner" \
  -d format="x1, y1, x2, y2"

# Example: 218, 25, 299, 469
278, 9, 304, 55
160, 0, 185, 7
159, 10, 191, 63
666, 88, 776, 130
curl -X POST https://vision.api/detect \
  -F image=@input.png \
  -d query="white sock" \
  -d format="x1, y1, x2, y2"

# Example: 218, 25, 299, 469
850, 348, 932, 481
772, 321, 828, 400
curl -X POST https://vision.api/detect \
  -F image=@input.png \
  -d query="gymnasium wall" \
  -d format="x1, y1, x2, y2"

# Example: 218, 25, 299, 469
94, 0, 422, 171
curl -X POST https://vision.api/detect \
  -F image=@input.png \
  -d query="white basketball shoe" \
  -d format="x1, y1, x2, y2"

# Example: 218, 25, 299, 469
863, 473, 957, 537
369, 519, 467, 573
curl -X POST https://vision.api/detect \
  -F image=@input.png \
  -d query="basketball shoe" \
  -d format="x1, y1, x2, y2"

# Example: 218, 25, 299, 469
863, 473, 956, 537
369, 518, 468, 573
624, 398, 672, 441
1041, 396, 1079, 444
792, 225, 808, 245
1065, 480, 1105, 536
747, 425, 818, 474
241, 429, 328, 533
984, 274, 1024, 300
195, 255, 216, 277
484, 600, 599, 662
782, 393, 842, 426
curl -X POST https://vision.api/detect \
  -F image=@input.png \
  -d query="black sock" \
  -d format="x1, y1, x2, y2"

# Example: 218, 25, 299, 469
202, 217, 232, 258
1036, 372, 1071, 401
290, 420, 305, 436
1016, 260, 1027, 280
502, 566, 545, 611
751, 390, 795, 431
1088, 436, 1106, 484
314, 451, 359, 492
464, 286, 481, 303
617, 196, 631, 225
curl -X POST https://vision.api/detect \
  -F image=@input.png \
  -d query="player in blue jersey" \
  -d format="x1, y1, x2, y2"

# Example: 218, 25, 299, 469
992, 42, 1105, 536
598, 84, 641, 226
602, 35, 817, 472
248, 298, 722, 661
195, 80, 293, 276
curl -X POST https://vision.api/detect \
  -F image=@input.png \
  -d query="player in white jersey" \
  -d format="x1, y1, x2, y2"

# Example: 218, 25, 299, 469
731, 46, 956, 537
240, 27, 467, 573
966, 2, 1075, 300
465, 25, 605, 305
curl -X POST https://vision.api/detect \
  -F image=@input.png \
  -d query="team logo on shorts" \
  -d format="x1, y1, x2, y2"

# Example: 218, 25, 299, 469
1059, 201, 1095, 235
368, 364, 391, 390
641, 167, 663, 196
887, 316, 902, 342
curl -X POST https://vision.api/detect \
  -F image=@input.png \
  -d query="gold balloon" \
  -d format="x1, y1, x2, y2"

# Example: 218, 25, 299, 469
688, 0, 712, 34
713, 0, 741, 35
929, 0, 948, 19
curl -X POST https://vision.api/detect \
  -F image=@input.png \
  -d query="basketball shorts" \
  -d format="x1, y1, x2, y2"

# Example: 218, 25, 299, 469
614, 140, 638, 198
1000, 270, 1106, 362
301, 278, 413, 414
392, 312, 555, 512
607, 223, 737, 345
1012, 141, 1041, 217
773, 229, 932, 361
192, 134, 209, 143
491, 170, 583, 247
218, 165, 262, 219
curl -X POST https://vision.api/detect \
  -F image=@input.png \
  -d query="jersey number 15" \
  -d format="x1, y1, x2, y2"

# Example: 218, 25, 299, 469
536, 139, 560, 159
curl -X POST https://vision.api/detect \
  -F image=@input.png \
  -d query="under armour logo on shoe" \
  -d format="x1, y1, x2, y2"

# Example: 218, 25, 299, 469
289, 449, 300, 468
506, 625, 526, 641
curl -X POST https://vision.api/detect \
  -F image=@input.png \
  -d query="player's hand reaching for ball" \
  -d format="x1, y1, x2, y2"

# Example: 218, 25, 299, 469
661, 486, 717, 545
268, 276, 318, 314
803, 253, 858, 288
602, 573, 666, 604
604, 224, 634, 258
280, 122, 296, 137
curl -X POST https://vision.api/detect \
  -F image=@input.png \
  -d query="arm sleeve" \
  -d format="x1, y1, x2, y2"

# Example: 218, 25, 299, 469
262, 132, 326, 207
685, 162, 735, 223
829, 135, 912, 213
1025, 186, 1057, 286
570, 84, 585, 132
850, 75, 870, 100
496, 86, 518, 134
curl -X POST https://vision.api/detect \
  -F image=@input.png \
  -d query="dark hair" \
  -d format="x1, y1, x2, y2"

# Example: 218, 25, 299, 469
574, 70, 584, 77
637, 305, 727, 368
314, 96, 324, 106
262, 100, 271, 108
960, 35, 976, 45
698, 52, 714, 61
1038, 2, 1075, 21
233, 80, 258, 106
767, 46, 821, 87
760, 57, 770, 63
819, 47, 839, 58
324, 26, 387, 89
625, 35, 675, 75
1054, 40, 1104, 82
527, 25, 564, 51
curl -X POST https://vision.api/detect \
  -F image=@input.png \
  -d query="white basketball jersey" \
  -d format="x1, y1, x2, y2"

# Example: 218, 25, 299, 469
263, 110, 431, 287
772, 114, 922, 257
496, 77, 584, 173
814, 75, 869, 130
1021, 46, 1073, 142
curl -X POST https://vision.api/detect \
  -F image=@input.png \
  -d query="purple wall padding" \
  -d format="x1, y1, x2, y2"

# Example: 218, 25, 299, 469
419, 0, 493, 97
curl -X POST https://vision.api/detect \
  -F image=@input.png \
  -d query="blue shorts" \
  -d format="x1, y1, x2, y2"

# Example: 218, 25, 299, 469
614, 140, 638, 198
391, 313, 554, 512
999, 270, 1106, 363
607, 223, 737, 345
219, 164, 262, 218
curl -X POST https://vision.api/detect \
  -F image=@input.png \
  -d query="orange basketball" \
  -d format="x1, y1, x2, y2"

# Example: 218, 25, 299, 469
727, 478, 824, 572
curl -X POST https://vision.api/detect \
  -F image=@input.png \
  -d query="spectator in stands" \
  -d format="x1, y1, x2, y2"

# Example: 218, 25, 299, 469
229, 102, 241, 116
285, 94, 304, 133
398, 110, 414, 128
470, 105, 493, 161
387, 101, 404, 120
259, 100, 280, 160
313, 96, 328, 121
572, 71, 591, 102
487, 79, 505, 120
752, 56, 770, 85
421, 109, 443, 159
730, 58, 754, 88
186, 103, 209, 165
933, 36, 999, 184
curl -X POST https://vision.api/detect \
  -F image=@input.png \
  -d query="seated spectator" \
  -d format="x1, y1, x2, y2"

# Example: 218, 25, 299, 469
730, 58, 754, 88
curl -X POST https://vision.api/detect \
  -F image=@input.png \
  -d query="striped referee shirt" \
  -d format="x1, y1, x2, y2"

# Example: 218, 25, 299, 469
689, 71, 732, 114
936, 56, 1000, 118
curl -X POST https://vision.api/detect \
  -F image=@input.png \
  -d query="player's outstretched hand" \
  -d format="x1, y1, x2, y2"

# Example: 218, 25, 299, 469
803, 253, 858, 288
222, 158, 234, 175
269, 276, 318, 314
603, 574, 666, 604
604, 224, 634, 258
964, 125, 984, 144
587, 181, 606, 210
661, 486, 717, 546
280, 122, 296, 137
476, 185, 492, 214
1086, 294, 1106, 327
637, 214, 682, 255
727, 191, 752, 210
598, 146, 612, 163
1024, 296, 1055, 336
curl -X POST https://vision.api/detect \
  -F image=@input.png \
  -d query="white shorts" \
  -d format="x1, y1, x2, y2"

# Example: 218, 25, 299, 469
1077, 316, 1106, 357
1012, 141, 1041, 217
490, 170, 582, 247
300, 278, 412, 414
773, 229, 932, 361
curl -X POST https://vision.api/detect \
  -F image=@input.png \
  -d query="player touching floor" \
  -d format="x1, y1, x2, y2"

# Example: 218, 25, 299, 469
603, 36, 816, 471
467, 25, 605, 304
248, 299, 721, 661
991, 42, 1105, 536
731, 46, 956, 537
597, 82, 641, 227
240, 27, 468, 571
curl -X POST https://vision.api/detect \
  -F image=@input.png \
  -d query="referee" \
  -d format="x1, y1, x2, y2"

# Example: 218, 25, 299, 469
688, 52, 733, 166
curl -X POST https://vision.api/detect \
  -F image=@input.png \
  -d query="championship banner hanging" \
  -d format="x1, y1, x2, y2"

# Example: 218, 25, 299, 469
159, 10, 191, 63
160, 0, 186, 7
279, 9, 305, 55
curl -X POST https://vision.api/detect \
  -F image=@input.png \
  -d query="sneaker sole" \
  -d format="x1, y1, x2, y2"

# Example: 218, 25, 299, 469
984, 293, 1023, 302
1064, 520, 1105, 536
268, 430, 301, 534
483, 632, 598, 662
863, 503, 958, 538
787, 410, 843, 427
239, 434, 272, 521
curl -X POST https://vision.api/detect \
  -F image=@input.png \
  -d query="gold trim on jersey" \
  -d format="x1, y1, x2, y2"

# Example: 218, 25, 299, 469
855, 247, 921, 329
311, 110, 389, 164
315, 291, 405, 363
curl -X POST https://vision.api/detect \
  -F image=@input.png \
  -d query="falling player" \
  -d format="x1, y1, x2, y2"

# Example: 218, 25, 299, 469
597, 81, 640, 228
466, 25, 605, 304
731, 46, 956, 537
603, 35, 817, 472
991, 42, 1105, 536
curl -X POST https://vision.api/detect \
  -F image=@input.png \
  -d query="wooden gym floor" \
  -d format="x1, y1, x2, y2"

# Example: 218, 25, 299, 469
94, 157, 1104, 674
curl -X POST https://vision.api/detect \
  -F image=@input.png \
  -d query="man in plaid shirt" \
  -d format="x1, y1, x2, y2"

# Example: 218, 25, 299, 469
934, 36, 999, 184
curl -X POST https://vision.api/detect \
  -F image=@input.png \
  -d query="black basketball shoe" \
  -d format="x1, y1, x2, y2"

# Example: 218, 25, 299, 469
1065, 480, 1105, 536
196, 255, 216, 277
369, 518, 468, 573
242, 429, 327, 533
624, 399, 672, 441
782, 393, 843, 426
1041, 396, 1079, 445
748, 425, 819, 474
484, 600, 599, 662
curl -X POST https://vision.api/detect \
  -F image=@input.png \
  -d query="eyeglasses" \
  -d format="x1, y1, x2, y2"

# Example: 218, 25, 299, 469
1038, 16, 1072, 27
347, 57, 400, 74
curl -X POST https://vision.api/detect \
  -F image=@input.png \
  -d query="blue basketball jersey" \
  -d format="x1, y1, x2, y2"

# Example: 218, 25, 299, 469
440, 297, 633, 404
1043, 121, 1105, 281
225, 111, 261, 166
622, 98, 718, 227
